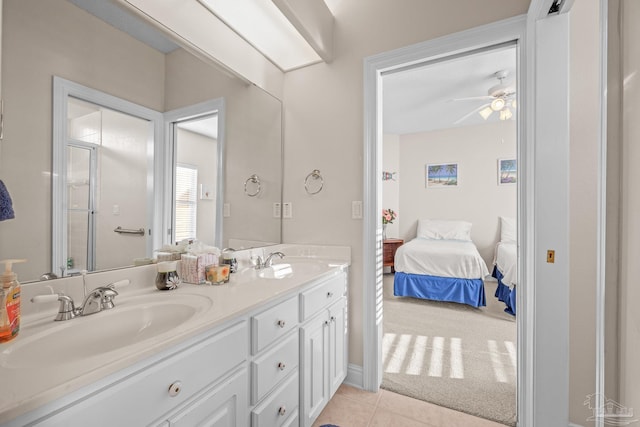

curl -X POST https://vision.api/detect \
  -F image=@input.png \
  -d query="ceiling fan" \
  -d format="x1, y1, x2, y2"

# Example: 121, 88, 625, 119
453, 70, 516, 124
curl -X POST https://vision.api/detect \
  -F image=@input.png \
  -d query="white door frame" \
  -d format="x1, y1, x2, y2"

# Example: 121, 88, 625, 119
163, 98, 226, 249
363, 7, 576, 426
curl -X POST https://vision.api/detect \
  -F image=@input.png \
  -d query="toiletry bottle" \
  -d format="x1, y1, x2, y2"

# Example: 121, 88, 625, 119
0, 259, 26, 343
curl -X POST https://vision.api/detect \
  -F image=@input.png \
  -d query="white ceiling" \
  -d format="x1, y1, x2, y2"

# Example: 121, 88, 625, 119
382, 45, 517, 135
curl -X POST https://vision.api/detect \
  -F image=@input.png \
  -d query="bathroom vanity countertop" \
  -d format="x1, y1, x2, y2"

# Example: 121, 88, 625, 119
0, 255, 350, 425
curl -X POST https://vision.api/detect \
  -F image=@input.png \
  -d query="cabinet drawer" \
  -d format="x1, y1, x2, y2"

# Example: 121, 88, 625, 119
251, 296, 298, 354
251, 372, 299, 427
251, 332, 299, 404
300, 275, 345, 321
33, 321, 249, 427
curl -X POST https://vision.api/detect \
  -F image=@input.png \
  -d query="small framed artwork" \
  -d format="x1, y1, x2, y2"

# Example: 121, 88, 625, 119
426, 163, 458, 188
498, 158, 517, 185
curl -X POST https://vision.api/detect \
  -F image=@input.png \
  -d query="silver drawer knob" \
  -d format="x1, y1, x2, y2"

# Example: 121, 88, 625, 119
278, 406, 286, 416
278, 362, 286, 370
330, 316, 336, 322
168, 381, 182, 397
277, 319, 286, 328
326, 291, 333, 298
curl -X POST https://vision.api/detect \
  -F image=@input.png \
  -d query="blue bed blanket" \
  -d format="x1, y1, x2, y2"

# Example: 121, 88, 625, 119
394, 272, 486, 308
492, 266, 516, 316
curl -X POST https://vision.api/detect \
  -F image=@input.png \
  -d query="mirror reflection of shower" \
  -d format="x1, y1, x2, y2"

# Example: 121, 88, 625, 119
66, 97, 152, 274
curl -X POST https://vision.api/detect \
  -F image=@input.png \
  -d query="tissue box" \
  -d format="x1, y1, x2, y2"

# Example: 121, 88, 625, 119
179, 253, 218, 284
157, 251, 182, 262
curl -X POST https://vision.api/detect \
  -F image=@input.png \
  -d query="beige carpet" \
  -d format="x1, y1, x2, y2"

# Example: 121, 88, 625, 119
381, 274, 517, 426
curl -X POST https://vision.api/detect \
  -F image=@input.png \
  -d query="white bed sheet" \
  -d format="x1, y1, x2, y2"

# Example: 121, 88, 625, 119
494, 241, 517, 286
394, 238, 490, 279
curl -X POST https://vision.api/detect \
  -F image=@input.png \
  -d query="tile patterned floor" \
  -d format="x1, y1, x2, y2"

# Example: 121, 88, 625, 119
312, 384, 508, 427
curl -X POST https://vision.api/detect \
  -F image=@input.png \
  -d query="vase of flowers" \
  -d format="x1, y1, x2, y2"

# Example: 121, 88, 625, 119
382, 208, 397, 240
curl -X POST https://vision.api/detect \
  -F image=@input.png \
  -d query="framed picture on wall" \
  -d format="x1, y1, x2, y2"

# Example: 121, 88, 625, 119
426, 163, 458, 188
498, 158, 517, 185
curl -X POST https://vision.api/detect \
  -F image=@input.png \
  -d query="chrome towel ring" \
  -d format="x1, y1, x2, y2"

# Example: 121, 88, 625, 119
304, 169, 324, 195
244, 174, 261, 197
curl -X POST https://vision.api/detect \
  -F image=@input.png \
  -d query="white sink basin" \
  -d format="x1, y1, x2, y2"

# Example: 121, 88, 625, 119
0, 293, 212, 369
258, 263, 294, 279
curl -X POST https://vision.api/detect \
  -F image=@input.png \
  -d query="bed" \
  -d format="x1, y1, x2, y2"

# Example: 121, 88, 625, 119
492, 217, 517, 315
393, 219, 490, 308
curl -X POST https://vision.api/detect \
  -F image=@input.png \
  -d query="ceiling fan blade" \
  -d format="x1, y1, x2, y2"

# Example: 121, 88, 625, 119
453, 103, 491, 125
451, 96, 493, 102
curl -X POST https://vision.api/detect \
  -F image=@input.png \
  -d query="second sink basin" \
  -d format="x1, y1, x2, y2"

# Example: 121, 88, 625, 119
0, 293, 212, 369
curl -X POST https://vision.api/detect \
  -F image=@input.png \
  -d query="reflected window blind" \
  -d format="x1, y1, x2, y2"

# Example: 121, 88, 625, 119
175, 164, 198, 242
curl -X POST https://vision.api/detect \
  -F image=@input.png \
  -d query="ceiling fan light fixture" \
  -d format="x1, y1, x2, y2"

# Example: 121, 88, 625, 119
490, 97, 506, 111
479, 107, 493, 120
500, 108, 513, 121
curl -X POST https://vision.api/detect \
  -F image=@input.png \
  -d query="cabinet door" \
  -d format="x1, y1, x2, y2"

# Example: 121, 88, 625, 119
300, 312, 329, 427
165, 368, 249, 427
328, 298, 347, 397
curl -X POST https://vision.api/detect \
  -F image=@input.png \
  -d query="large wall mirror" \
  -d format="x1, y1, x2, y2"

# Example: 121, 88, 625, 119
0, 0, 283, 282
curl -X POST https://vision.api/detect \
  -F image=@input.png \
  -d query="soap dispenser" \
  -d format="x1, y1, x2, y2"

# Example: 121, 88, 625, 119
0, 259, 25, 343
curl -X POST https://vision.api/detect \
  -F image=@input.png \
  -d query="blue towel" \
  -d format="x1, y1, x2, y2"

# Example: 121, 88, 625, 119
0, 179, 15, 221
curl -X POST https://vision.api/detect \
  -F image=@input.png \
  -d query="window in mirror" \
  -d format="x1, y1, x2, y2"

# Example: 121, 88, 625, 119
175, 164, 198, 242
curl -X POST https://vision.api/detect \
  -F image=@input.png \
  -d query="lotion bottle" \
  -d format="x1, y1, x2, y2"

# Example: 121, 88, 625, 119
0, 259, 26, 343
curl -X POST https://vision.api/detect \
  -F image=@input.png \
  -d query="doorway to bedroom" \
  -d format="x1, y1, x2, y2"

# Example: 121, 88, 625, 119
379, 44, 518, 426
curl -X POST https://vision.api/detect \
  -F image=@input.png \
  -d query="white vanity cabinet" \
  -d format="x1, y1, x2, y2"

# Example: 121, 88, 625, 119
250, 295, 301, 426
28, 321, 250, 427
299, 273, 348, 427
3, 266, 349, 427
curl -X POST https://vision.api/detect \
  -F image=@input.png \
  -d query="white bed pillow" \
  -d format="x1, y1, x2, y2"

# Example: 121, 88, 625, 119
500, 216, 517, 242
417, 219, 472, 241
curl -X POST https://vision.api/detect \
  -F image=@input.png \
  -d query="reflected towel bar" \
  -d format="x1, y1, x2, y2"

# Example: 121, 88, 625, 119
114, 226, 145, 236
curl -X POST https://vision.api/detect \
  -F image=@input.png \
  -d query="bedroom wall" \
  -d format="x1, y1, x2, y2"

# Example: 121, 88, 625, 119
382, 134, 400, 238
397, 121, 517, 268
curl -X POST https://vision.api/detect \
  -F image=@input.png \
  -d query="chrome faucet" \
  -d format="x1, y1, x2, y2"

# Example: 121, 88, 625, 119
264, 252, 285, 268
32, 280, 128, 321
253, 251, 285, 269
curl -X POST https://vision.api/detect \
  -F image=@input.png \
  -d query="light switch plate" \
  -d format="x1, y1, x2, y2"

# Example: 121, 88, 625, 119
352, 201, 363, 219
223, 203, 231, 217
273, 202, 281, 218
282, 202, 293, 219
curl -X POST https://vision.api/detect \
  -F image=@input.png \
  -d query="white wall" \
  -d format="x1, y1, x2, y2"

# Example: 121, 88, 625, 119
282, 0, 530, 368
569, 0, 601, 423
382, 134, 400, 238
397, 121, 516, 267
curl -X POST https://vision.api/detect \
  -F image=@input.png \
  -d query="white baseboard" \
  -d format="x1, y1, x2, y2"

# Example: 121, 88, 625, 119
568, 423, 585, 427
344, 363, 363, 389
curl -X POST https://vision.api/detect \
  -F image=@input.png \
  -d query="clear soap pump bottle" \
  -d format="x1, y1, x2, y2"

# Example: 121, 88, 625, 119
0, 259, 26, 343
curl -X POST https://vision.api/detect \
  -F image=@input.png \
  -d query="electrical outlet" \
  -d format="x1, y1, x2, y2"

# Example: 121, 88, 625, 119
273, 202, 281, 218
223, 203, 231, 217
112, 204, 120, 215
282, 202, 293, 219
352, 201, 363, 219
547, 250, 555, 263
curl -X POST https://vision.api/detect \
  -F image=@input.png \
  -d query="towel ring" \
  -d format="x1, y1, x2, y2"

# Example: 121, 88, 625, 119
244, 174, 261, 197
304, 169, 324, 195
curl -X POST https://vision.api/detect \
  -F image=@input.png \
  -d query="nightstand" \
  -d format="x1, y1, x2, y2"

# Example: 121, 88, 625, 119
383, 238, 404, 273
